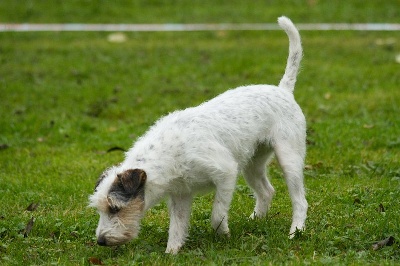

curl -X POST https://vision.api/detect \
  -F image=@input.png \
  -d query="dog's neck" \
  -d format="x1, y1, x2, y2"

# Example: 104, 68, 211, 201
143, 179, 168, 210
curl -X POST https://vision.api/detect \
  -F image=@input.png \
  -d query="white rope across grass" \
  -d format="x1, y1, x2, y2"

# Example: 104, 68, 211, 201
1, 23, 400, 32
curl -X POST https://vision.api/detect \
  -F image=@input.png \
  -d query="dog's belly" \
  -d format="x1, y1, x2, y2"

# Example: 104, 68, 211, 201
167, 173, 216, 195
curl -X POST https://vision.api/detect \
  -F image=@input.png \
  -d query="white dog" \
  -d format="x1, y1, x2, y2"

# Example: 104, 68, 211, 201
89, 16, 308, 254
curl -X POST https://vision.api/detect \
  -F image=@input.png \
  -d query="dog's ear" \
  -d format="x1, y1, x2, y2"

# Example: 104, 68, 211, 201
107, 169, 147, 209
117, 169, 147, 196
107, 169, 147, 213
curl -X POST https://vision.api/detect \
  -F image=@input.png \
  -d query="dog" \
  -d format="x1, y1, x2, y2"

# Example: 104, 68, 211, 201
89, 16, 308, 254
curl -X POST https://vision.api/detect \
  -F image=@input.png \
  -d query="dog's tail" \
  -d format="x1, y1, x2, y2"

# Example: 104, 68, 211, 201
277, 16, 302, 93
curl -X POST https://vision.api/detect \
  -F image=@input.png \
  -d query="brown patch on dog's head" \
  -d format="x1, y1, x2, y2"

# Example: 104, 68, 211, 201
107, 169, 147, 212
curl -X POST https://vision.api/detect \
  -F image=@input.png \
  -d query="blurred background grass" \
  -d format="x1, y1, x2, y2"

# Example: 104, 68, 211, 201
0, 0, 399, 23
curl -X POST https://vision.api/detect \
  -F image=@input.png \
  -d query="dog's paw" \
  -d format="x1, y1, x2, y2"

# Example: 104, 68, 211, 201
249, 211, 266, 220
165, 245, 181, 255
215, 226, 230, 237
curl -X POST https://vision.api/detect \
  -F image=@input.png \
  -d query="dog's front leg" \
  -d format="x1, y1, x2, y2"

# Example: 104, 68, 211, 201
165, 194, 193, 254
211, 176, 237, 236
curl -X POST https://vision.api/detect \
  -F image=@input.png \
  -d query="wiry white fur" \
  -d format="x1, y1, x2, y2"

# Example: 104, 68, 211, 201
89, 16, 308, 254
278, 16, 302, 92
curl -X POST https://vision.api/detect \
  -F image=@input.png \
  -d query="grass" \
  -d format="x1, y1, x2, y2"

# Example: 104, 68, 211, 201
0, 0, 399, 23
1, 1, 400, 265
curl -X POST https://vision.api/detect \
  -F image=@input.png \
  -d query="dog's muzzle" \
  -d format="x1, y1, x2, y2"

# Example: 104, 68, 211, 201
97, 235, 107, 246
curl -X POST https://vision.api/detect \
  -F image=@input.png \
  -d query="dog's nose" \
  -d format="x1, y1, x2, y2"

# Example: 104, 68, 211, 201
97, 236, 107, 246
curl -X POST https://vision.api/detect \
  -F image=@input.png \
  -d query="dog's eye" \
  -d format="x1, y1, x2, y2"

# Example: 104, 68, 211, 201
109, 205, 120, 214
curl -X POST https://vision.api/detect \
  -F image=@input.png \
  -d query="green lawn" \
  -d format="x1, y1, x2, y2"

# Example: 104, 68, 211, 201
0, 0, 399, 23
1, 1, 400, 265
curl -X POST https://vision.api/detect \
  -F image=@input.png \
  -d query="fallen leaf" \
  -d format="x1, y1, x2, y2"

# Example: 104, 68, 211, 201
363, 124, 374, 129
304, 165, 313, 170
86, 100, 107, 117
304, 161, 323, 170
372, 236, 395, 251
307, 0, 318, 7
107, 126, 117, 132
26, 203, 39, 212
14, 107, 26, 115
107, 32, 127, 43
216, 30, 227, 38
23, 217, 35, 238
375, 38, 396, 46
0, 144, 9, 150
324, 92, 331, 100
106, 146, 126, 153
88, 257, 104, 265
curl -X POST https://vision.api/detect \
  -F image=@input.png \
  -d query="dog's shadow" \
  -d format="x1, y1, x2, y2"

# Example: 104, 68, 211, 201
93, 212, 300, 263
183, 211, 294, 253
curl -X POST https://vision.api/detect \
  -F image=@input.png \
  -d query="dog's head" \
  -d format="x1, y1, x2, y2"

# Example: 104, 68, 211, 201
89, 168, 147, 246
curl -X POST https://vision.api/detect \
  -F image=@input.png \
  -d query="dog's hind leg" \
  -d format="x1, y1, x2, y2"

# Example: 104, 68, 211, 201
166, 194, 193, 254
273, 141, 308, 238
243, 144, 275, 219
